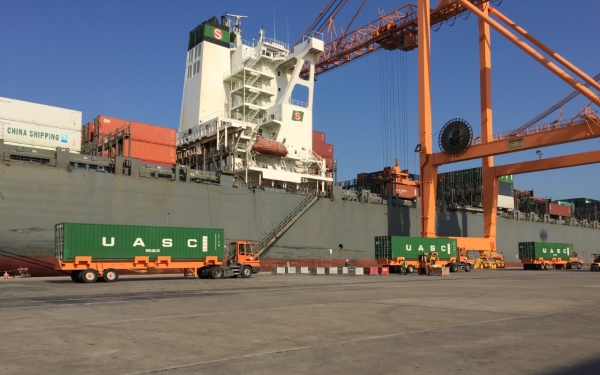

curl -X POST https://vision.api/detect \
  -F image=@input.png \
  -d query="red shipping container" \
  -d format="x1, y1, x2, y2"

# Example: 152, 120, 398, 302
323, 156, 334, 169
386, 182, 419, 199
312, 130, 325, 143
364, 267, 379, 275
94, 115, 177, 146
378, 266, 389, 275
312, 142, 334, 158
548, 203, 572, 217
81, 122, 94, 142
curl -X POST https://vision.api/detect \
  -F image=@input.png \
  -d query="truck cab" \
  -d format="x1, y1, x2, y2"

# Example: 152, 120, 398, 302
198, 240, 261, 279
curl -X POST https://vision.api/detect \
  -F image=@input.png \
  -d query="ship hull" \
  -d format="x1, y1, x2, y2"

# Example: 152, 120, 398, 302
1, 162, 598, 275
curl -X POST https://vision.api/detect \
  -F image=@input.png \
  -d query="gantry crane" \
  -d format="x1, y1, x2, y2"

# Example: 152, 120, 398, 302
300, 0, 600, 254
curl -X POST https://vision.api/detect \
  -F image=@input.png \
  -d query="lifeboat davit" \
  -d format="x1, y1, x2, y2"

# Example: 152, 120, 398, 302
252, 137, 288, 157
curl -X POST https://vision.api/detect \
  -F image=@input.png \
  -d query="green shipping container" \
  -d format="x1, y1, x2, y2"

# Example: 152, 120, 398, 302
518, 242, 573, 261
55, 223, 224, 261
499, 175, 514, 184
374, 236, 457, 260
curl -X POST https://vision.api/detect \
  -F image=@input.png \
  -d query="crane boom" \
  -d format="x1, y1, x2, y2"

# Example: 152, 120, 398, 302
301, 0, 491, 79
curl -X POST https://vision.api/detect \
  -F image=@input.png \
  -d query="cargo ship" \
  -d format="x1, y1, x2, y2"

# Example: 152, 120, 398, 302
1, 15, 599, 276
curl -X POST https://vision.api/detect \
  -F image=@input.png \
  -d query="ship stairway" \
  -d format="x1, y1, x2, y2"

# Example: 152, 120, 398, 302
246, 108, 262, 123
256, 189, 319, 257
244, 73, 260, 87
245, 54, 261, 70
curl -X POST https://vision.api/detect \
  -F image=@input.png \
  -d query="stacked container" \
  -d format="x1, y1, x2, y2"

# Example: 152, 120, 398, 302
86, 115, 177, 166
436, 167, 514, 209
312, 130, 334, 170
554, 198, 600, 221
0, 96, 82, 152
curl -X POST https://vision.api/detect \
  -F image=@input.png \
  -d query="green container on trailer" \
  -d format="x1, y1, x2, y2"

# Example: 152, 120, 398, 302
55, 223, 224, 261
517, 242, 573, 261
374, 236, 457, 260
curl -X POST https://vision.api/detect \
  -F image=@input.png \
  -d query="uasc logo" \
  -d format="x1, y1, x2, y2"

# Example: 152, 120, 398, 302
213, 28, 223, 40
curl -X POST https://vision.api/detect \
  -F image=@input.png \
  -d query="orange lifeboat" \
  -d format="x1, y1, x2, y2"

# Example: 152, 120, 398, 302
252, 137, 288, 157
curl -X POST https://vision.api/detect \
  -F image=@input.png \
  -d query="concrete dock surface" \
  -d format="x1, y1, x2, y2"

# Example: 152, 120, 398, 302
0, 269, 598, 374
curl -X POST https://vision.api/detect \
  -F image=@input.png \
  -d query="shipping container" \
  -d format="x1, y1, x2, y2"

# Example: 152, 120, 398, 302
498, 182, 513, 196
114, 140, 176, 165
548, 203, 572, 217
518, 242, 572, 261
374, 236, 457, 260
94, 115, 177, 146
81, 122, 94, 142
312, 130, 325, 143
385, 183, 419, 199
0, 118, 81, 152
499, 175, 514, 184
0, 96, 82, 130
55, 223, 224, 261
497, 195, 515, 210
312, 142, 334, 158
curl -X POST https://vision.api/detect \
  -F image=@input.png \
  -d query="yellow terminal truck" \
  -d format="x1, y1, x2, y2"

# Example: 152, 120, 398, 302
55, 223, 260, 283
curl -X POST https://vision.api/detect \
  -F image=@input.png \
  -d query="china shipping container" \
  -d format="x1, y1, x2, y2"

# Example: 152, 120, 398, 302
94, 115, 177, 146
55, 223, 224, 261
0, 96, 82, 130
498, 182, 513, 196
518, 242, 573, 261
312, 130, 325, 143
106, 140, 176, 165
0, 118, 81, 152
547, 203, 572, 217
374, 236, 457, 261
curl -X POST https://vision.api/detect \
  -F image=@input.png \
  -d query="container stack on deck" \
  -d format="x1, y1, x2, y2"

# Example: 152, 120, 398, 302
0, 96, 82, 152
312, 130, 334, 171
554, 198, 599, 222
82, 115, 177, 166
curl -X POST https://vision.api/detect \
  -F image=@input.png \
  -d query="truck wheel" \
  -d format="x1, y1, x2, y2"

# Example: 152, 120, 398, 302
102, 269, 118, 282
210, 267, 223, 279
464, 263, 471, 272
543, 264, 549, 271
198, 267, 210, 279
576, 263, 582, 270
406, 265, 415, 274
81, 269, 98, 283
70, 271, 82, 283
241, 266, 252, 278
450, 264, 459, 273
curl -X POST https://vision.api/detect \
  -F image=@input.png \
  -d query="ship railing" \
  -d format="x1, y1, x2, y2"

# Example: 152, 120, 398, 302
263, 37, 289, 50
289, 98, 308, 108
303, 32, 324, 42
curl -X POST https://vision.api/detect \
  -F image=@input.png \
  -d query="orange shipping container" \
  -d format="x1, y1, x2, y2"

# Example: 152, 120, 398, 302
313, 142, 334, 158
118, 140, 176, 165
81, 122, 94, 142
94, 115, 176, 146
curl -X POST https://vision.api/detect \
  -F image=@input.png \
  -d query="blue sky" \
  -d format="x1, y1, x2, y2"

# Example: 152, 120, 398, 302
1, 0, 598, 200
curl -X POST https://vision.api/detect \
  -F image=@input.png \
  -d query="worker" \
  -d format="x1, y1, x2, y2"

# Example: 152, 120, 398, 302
400, 258, 407, 275
344, 259, 350, 267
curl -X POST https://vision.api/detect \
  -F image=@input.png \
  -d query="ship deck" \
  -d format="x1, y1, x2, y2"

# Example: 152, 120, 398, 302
1, 269, 598, 374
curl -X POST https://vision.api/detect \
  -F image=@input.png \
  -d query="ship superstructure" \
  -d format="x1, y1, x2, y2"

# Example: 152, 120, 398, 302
177, 15, 331, 192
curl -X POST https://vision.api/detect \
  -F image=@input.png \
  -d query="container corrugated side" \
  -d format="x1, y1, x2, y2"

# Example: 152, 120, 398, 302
497, 195, 515, 209
518, 242, 573, 261
375, 236, 457, 260
312, 130, 325, 143
548, 203, 571, 217
56, 223, 224, 261
119, 140, 176, 165
0, 118, 81, 152
95, 115, 176, 146
0, 96, 82, 130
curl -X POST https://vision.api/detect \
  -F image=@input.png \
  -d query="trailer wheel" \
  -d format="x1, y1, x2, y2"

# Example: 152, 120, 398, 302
210, 267, 223, 279
198, 267, 210, 279
406, 265, 415, 274
543, 264, 549, 271
464, 263, 471, 272
81, 269, 98, 283
241, 266, 252, 278
450, 264, 459, 273
70, 271, 82, 283
102, 269, 118, 282
576, 263, 582, 270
